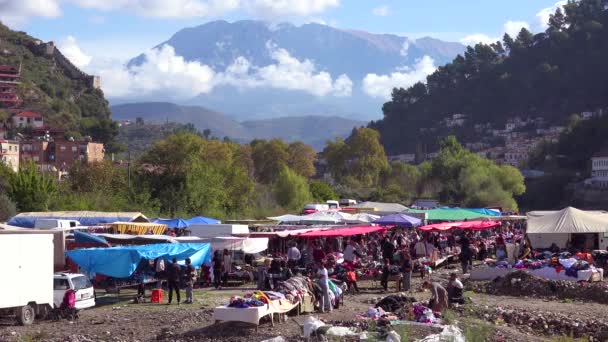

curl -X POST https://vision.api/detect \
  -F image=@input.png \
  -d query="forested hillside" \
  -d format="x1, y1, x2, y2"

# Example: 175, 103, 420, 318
371, 0, 608, 154
0, 23, 118, 150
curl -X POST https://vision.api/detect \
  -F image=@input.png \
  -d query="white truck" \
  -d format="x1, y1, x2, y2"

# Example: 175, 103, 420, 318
0, 233, 54, 325
34, 219, 80, 229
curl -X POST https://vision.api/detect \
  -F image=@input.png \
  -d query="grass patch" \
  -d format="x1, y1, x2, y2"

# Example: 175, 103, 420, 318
552, 333, 587, 342
442, 309, 457, 325
561, 298, 574, 303
461, 319, 495, 342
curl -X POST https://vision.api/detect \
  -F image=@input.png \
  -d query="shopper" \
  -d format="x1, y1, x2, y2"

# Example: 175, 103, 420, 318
447, 273, 464, 304
166, 258, 182, 305
184, 258, 196, 304
287, 242, 301, 269
400, 249, 413, 292
380, 258, 390, 292
212, 250, 223, 290
422, 280, 448, 313
316, 262, 332, 313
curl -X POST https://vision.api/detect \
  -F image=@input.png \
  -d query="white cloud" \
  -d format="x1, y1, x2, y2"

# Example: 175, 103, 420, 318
372, 5, 390, 17
81, 41, 350, 99
59, 36, 92, 68
503, 20, 530, 37
246, 0, 339, 17
0, 0, 61, 27
460, 20, 530, 46
220, 42, 352, 97
362, 56, 436, 99
94, 45, 216, 99
69, 0, 337, 18
537, 1, 567, 30
400, 39, 410, 57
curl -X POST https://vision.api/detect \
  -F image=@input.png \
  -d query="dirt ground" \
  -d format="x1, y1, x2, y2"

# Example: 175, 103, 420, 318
0, 269, 605, 342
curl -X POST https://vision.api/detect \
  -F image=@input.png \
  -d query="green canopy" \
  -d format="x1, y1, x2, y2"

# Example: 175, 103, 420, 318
405, 208, 494, 221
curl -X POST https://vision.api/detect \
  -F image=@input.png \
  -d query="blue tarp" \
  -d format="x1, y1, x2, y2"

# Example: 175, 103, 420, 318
74, 230, 109, 245
373, 214, 421, 227
65, 243, 212, 278
152, 218, 189, 228
185, 216, 220, 225
8, 212, 147, 228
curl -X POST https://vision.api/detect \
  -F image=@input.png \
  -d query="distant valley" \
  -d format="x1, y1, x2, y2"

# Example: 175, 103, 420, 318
111, 102, 364, 150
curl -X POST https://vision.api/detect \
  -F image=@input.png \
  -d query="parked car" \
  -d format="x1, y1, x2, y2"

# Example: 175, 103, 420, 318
53, 273, 95, 310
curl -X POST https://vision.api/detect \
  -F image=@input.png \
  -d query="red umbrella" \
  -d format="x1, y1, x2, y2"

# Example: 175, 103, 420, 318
418, 220, 500, 232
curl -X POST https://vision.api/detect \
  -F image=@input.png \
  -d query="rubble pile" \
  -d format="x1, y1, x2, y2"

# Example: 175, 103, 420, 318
471, 305, 608, 341
467, 270, 608, 304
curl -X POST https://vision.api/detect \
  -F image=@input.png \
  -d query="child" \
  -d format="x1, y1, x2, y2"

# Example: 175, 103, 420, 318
345, 267, 359, 294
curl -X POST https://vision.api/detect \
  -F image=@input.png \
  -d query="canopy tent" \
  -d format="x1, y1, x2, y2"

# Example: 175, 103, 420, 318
452, 208, 501, 217
527, 207, 608, 233
185, 216, 221, 225
243, 227, 328, 238
152, 218, 189, 229
106, 222, 167, 235
374, 213, 421, 227
527, 207, 608, 249
267, 213, 341, 224
8, 211, 149, 228
418, 220, 501, 232
208, 237, 269, 254
299, 225, 387, 237
406, 208, 495, 221
344, 213, 381, 224
66, 243, 212, 278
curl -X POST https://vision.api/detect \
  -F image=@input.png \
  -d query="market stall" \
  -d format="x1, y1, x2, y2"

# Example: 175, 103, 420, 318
106, 222, 167, 235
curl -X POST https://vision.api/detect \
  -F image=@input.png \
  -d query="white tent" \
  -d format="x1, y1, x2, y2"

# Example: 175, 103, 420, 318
527, 207, 608, 249
353, 201, 408, 214
345, 213, 381, 223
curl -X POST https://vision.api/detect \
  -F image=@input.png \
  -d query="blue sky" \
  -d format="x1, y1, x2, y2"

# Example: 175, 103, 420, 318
0, 0, 566, 101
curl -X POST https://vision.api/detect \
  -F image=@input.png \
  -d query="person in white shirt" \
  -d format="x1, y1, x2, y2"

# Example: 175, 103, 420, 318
447, 273, 464, 304
343, 240, 357, 263
316, 262, 332, 313
287, 242, 301, 268
154, 258, 165, 289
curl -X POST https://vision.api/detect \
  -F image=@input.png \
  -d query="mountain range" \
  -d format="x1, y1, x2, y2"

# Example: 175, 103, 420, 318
111, 102, 364, 150
126, 20, 465, 121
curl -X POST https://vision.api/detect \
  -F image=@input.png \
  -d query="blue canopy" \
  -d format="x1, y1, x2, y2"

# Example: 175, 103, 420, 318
152, 218, 189, 228
437, 207, 502, 217
186, 216, 220, 225
374, 214, 421, 227
65, 243, 212, 278
74, 230, 109, 245
8, 211, 148, 228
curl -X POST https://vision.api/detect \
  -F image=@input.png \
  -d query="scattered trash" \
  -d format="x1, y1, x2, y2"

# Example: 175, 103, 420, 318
303, 316, 326, 338
385, 330, 401, 342
326, 326, 358, 337
418, 325, 465, 342
261, 337, 286, 342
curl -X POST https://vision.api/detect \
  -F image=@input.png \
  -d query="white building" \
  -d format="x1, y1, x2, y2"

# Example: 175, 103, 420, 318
388, 154, 416, 163
0, 139, 19, 172
504, 150, 528, 167
585, 151, 608, 188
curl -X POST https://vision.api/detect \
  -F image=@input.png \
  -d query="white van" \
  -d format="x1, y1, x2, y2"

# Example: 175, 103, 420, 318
35, 219, 80, 230
53, 273, 95, 310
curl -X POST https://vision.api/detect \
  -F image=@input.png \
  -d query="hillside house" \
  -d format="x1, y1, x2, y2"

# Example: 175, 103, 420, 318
504, 149, 528, 167
12, 111, 44, 129
388, 153, 416, 163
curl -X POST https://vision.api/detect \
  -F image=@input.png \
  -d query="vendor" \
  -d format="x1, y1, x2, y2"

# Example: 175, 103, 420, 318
316, 262, 332, 313
447, 273, 464, 304
287, 242, 301, 269
422, 280, 448, 313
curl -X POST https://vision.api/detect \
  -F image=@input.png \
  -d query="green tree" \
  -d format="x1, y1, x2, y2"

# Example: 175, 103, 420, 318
309, 180, 337, 202
251, 139, 290, 184
8, 162, 58, 211
287, 142, 317, 178
0, 194, 16, 221
273, 166, 311, 210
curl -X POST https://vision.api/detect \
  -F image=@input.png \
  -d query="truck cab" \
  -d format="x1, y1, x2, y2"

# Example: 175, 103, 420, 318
53, 273, 95, 310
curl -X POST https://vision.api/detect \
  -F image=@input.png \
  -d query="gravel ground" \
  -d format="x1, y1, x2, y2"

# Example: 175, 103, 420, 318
0, 270, 605, 342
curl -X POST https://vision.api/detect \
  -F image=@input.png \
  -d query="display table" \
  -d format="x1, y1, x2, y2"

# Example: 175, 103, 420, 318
213, 299, 299, 329
470, 266, 604, 282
